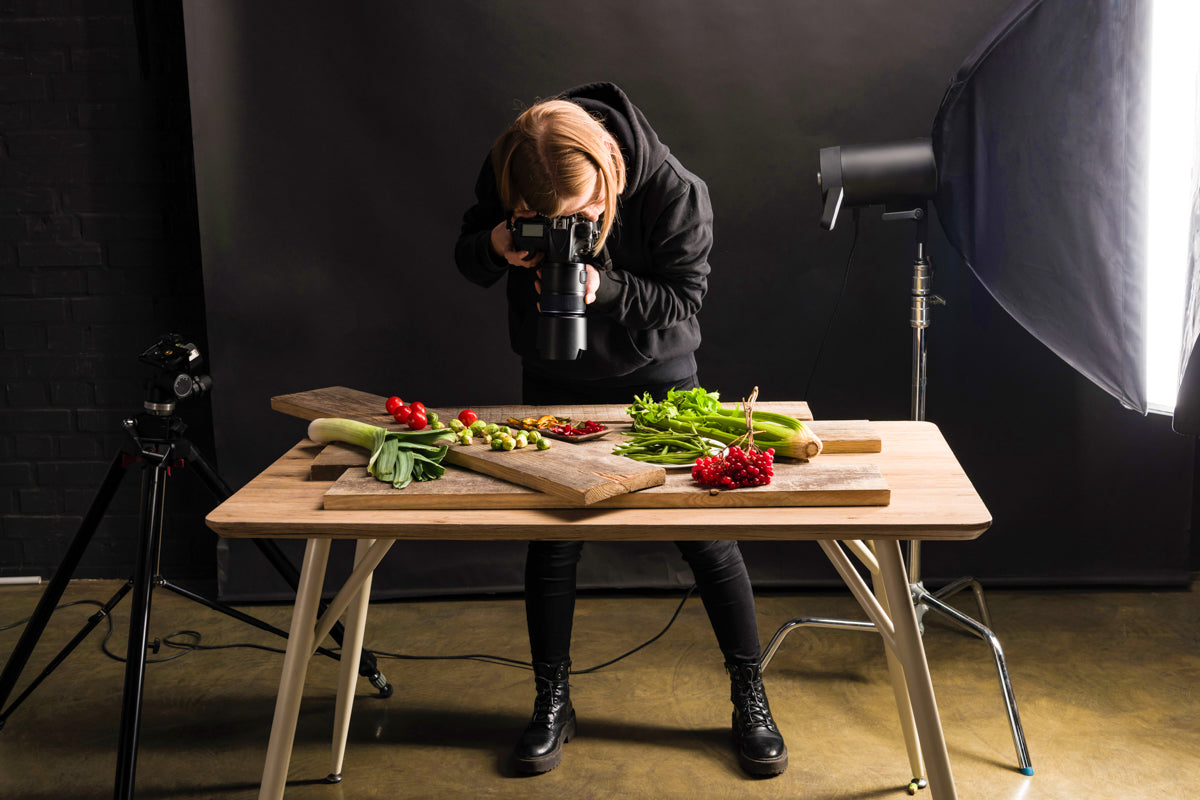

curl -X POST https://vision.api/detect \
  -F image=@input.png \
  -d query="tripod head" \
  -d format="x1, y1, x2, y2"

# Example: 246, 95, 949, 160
139, 334, 212, 416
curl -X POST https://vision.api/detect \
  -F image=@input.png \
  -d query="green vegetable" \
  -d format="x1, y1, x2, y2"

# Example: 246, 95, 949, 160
624, 386, 822, 460
307, 417, 455, 489
613, 428, 716, 465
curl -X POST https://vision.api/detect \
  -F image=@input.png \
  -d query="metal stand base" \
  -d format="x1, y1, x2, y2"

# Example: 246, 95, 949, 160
761, 579, 1034, 777
772, 206, 1033, 783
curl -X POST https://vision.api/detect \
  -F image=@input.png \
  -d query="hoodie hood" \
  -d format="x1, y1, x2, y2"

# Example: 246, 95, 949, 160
560, 82, 669, 196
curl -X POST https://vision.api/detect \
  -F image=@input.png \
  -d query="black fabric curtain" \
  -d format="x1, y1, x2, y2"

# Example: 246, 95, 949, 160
933, 0, 1150, 414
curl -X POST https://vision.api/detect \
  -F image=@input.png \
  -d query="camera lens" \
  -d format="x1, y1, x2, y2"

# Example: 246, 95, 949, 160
538, 263, 587, 315
537, 262, 588, 360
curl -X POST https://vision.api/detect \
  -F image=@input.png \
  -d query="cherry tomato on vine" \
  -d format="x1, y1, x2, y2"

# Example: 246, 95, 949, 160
407, 409, 428, 430
392, 405, 412, 424
458, 409, 479, 426
385, 396, 404, 415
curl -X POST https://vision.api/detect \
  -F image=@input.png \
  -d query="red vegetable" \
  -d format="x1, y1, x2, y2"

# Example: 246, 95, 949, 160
549, 420, 606, 436
385, 396, 404, 415
409, 401, 426, 415
458, 409, 479, 426
392, 405, 412, 424
407, 409, 428, 430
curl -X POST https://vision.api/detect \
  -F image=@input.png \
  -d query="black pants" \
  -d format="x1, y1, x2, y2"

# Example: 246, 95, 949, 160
520, 370, 761, 666
524, 539, 762, 666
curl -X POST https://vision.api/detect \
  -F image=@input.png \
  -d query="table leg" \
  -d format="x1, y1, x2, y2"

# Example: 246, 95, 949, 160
328, 538, 376, 782
870, 541, 926, 789
260, 538, 332, 800
875, 539, 957, 800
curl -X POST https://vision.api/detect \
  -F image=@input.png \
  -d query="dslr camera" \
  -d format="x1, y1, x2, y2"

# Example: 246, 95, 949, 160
508, 213, 601, 360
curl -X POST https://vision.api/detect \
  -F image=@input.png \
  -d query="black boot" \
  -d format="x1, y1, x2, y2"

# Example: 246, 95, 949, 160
726, 662, 788, 776
513, 661, 576, 774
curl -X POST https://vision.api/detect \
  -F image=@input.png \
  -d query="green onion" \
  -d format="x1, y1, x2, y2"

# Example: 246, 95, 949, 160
307, 417, 455, 489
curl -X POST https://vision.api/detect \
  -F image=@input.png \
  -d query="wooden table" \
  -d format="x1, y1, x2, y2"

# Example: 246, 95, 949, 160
207, 418, 990, 800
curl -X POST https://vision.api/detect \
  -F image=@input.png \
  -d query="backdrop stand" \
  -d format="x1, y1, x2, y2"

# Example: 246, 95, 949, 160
763, 206, 1034, 781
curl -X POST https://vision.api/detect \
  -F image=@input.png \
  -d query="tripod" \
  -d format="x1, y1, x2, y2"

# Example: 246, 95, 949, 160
762, 205, 1033, 779
0, 383, 392, 799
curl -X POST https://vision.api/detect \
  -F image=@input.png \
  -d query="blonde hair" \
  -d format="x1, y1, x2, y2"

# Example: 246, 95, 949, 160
491, 99, 627, 252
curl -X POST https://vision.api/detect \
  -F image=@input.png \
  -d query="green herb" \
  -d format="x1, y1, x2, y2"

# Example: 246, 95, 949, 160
624, 386, 821, 460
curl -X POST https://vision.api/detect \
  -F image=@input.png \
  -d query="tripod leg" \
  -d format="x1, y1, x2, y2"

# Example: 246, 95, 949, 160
113, 455, 169, 800
158, 581, 341, 662
182, 439, 392, 697
0, 450, 129, 719
0, 581, 134, 726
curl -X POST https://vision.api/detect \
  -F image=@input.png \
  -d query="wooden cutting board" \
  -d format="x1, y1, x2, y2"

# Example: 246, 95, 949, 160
273, 386, 664, 505
321, 453, 889, 510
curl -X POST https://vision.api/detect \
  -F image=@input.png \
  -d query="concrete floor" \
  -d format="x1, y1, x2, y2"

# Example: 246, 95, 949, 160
0, 578, 1197, 800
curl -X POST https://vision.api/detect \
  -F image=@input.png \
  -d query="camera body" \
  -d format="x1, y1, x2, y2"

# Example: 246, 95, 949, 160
508, 214, 601, 361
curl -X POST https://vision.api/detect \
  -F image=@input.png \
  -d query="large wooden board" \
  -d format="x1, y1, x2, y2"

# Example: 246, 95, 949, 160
273, 387, 664, 505
323, 457, 889, 509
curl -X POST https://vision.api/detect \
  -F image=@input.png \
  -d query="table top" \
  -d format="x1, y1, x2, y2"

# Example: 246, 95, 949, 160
206, 419, 991, 542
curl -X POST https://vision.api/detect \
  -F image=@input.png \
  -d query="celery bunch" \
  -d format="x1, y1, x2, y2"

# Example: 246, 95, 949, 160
624, 387, 822, 460
307, 417, 455, 489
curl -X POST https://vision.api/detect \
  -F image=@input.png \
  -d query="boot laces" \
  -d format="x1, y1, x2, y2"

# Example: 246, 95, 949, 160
532, 677, 568, 723
734, 674, 778, 732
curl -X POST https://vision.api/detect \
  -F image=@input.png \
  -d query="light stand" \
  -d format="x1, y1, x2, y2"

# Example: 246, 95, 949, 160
0, 335, 393, 800
761, 142, 1033, 782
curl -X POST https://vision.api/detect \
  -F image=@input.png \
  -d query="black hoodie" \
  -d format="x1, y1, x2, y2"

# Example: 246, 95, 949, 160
454, 82, 712, 388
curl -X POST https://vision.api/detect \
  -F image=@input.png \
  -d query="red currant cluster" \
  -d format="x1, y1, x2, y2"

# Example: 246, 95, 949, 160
691, 445, 775, 489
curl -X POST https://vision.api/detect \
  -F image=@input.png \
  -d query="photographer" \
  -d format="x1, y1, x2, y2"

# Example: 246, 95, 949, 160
454, 82, 787, 778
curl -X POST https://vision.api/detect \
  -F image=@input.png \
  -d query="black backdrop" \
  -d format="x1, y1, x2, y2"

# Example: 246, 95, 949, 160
180, 1, 1193, 600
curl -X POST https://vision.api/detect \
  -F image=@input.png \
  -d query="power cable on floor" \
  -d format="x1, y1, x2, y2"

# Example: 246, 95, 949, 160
0, 584, 699, 675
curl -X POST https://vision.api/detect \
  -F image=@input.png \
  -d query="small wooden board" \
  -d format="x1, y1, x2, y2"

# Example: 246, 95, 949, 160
275, 387, 663, 505
271, 387, 882, 452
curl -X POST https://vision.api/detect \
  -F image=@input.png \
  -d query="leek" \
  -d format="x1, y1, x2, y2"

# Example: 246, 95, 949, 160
625, 387, 822, 460
307, 417, 455, 489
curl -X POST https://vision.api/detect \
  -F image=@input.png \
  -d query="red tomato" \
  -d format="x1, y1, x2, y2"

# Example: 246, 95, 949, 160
409, 401, 426, 415
407, 409, 428, 430
392, 406, 412, 424
458, 409, 479, 426
385, 396, 404, 415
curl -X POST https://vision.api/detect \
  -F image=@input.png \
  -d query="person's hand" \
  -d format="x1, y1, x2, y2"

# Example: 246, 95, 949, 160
584, 264, 600, 304
535, 264, 600, 305
490, 212, 543, 268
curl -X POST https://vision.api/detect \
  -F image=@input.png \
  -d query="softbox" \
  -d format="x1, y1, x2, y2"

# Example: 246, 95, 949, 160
933, 0, 1151, 413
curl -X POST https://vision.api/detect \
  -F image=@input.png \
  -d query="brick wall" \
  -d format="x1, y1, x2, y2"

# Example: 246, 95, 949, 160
1, 0, 216, 582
